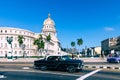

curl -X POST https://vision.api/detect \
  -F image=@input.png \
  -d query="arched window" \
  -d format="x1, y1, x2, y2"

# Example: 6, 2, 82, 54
1, 30, 3, 33
5, 30, 7, 33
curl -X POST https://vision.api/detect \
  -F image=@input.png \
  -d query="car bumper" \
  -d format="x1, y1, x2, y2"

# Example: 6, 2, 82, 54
76, 64, 84, 69
108, 60, 119, 63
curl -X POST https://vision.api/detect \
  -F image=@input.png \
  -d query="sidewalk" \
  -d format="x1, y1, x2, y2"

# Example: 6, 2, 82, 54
0, 58, 38, 62
80, 57, 107, 62
0, 57, 107, 62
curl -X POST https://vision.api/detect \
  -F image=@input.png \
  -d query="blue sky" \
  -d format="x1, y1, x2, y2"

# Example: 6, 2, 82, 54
0, 0, 120, 50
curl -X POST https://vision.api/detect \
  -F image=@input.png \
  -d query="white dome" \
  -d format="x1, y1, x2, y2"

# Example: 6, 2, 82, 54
43, 14, 55, 25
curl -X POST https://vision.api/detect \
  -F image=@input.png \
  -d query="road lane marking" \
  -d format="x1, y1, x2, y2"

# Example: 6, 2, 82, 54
0, 75, 7, 78
22, 67, 30, 69
76, 69, 102, 80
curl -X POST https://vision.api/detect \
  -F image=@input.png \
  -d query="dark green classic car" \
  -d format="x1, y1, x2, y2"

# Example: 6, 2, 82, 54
34, 55, 84, 73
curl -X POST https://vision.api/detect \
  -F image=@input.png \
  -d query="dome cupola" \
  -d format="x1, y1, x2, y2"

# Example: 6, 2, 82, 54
42, 14, 56, 37
43, 14, 55, 26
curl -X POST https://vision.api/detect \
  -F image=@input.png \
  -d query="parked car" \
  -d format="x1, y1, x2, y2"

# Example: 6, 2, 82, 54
107, 53, 120, 63
34, 55, 84, 73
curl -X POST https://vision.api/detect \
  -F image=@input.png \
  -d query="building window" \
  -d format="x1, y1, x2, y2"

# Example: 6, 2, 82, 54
1, 43, 3, 48
15, 51, 17, 54
5, 43, 7, 47
15, 37, 17, 41
15, 43, 17, 48
19, 51, 21, 55
27, 44, 29, 48
10, 30, 12, 33
1, 51, 3, 54
28, 51, 29, 54
5, 51, 7, 54
1, 30, 2, 33
5, 30, 7, 33
1, 37, 3, 40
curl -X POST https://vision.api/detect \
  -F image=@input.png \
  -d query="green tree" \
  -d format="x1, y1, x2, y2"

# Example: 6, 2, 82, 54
33, 34, 45, 56
46, 34, 51, 42
18, 35, 25, 57
46, 34, 51, 54
77, 38, 83, 57
71, 41, 75, 59
18, 35, 24, 47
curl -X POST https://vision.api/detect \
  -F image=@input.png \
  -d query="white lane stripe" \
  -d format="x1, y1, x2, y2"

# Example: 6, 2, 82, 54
76, 69, 102, 80
0, 75, 6, 78
22, 67, 30, 69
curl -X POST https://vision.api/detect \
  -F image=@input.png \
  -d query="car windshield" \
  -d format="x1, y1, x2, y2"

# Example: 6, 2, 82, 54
62, 56, 70, 60
108, 53, 120, 57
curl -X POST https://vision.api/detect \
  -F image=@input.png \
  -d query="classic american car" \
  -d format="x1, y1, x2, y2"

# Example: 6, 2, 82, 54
34, 55, 84, 73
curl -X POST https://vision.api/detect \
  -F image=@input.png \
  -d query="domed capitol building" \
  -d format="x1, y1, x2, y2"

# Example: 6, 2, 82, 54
0, 14, 62, 57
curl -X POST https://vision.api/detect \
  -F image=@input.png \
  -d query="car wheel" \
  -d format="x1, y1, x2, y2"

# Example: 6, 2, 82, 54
33, 65, 39, 69
67, 65, 76, 73
40, 66, 47, 71
117, 60, 120, 63
33, 65, 36, 69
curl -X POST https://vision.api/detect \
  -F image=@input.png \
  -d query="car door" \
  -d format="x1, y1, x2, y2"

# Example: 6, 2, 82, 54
56, 57, 68, 70
47, 56, 59, 69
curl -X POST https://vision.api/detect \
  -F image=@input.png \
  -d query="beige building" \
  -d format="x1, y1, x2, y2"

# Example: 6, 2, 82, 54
88, 46, 101, 57
94, 46, 101, 55
101, 37, 117, 55
111, 36, 120, 51
0, 14, 61, 57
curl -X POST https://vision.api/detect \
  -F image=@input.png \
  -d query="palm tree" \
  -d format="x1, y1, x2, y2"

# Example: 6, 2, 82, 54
71, 41, 75, 59
46, 34, 51, 55
33, 34, 45, 57
18, 35, 25, 58
18, 35, 24, 47
77, 38, 83, 57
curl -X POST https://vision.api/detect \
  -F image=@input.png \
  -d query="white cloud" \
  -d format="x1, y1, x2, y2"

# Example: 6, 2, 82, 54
104, 27, 115, 31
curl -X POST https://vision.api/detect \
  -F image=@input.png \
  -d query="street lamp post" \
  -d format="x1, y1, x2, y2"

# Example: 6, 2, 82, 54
6, 36, 13, 60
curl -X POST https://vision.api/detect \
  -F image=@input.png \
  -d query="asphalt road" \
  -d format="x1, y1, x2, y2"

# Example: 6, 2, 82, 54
0, 69, 120, 80
0, 71, 78, 80
0, 63, 120, 80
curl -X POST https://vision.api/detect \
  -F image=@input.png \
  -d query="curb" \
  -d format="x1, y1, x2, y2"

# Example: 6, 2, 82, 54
84, 65, 120, 70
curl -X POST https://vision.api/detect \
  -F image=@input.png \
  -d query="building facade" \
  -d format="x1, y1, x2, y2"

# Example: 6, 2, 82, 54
81, 46, 101, 57
0, 14, 60, 57
111, 36, 120, 51
101, 37, 117, 55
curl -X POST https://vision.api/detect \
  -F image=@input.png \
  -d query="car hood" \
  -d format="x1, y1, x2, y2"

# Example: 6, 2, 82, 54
107, 57, 120, 59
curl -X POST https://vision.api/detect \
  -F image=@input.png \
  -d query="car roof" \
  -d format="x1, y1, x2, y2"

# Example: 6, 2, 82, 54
46, 54, 68, 58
